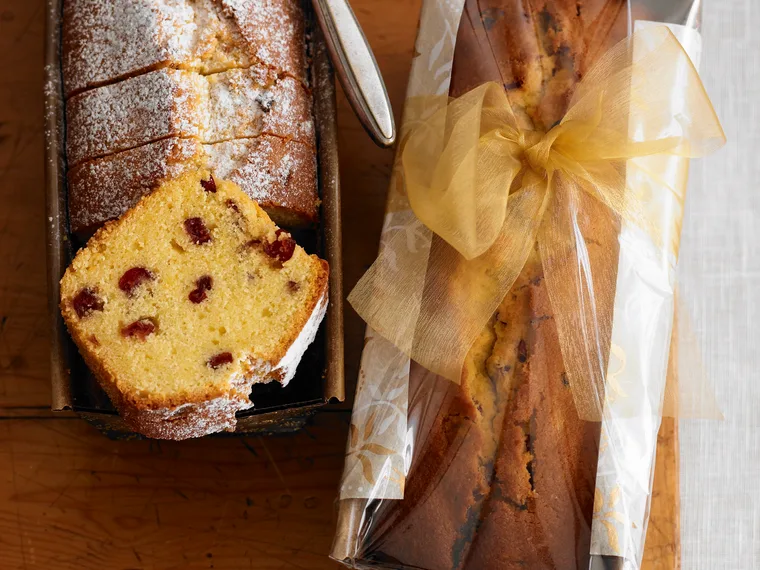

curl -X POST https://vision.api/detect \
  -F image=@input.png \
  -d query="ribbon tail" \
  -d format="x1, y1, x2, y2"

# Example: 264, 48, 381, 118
663, 287, 724, 420
348, 212, 435, 358
539, 175, 621, 421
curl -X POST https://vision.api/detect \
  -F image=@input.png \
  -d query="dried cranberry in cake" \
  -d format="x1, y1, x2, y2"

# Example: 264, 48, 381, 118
207, 352, 234, 369
200, 176, 217, 193
72, 288, 104, 318
518, 339, 528, 363
224, 198, 248, 231
264, 229, 296, 263
119, 267, 155, 296
189, 275, 213, 304
184, 217, 212, 244
121, 318, 157, 340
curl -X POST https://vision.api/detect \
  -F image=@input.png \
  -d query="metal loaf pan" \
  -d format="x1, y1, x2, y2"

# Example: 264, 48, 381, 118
43, 0, 344, 438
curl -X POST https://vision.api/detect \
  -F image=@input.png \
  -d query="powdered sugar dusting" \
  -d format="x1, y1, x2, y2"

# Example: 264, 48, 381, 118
63, 0, 307, 97
214, 140, 296, 201
68, 138, 202, 235
122, 382, 252, 440
66, 69, 204, 166
205, 69, 312, 143
63, 0, 194, 96
63, 0, 316, 230
272, 287, 328, 387
219, 0, 307, 82
67, 67, 313, 166
206, 136, 317, 223
260, 76, 314, 142
68, 135, 317, 236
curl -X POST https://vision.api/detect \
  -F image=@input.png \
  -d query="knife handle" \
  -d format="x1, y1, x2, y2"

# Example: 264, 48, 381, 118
312, 0, 396, 147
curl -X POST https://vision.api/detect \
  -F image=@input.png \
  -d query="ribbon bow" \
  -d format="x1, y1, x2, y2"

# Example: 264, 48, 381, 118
349, 27, 725, 419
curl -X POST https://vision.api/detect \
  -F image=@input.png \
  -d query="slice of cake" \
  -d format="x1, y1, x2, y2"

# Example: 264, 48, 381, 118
59, 170, 329, 440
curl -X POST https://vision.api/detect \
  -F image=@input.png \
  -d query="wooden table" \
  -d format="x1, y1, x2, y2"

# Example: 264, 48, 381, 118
0, 0, 677, 568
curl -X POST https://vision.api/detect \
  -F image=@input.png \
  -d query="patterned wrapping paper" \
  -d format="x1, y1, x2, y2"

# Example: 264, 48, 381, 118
337, 0, 705, 565
338, 0, 465, 502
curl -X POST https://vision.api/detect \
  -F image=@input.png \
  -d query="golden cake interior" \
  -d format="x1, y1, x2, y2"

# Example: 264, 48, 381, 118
60, 170, 326, 408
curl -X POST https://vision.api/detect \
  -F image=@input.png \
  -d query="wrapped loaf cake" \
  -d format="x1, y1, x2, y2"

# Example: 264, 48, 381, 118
63, 0, 317, 236
360, 2, 629, 568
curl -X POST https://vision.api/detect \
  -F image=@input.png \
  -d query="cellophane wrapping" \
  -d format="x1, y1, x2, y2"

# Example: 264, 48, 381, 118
331, 1, 712, 569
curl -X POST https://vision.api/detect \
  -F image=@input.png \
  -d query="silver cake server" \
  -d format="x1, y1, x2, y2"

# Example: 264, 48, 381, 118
311, 0, 396, 147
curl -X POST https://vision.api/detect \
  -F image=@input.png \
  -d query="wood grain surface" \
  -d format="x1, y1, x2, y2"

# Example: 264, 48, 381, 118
0, 0, 677, 568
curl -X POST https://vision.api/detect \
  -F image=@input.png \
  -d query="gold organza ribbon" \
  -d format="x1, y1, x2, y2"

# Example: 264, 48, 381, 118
349, 27, 725, 419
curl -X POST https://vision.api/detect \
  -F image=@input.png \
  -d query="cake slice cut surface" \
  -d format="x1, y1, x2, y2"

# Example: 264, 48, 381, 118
59, 170, 329, 440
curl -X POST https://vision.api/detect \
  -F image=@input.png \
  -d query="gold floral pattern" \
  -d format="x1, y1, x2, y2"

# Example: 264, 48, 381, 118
339, 330, 409, 499
593, 485, 626, 553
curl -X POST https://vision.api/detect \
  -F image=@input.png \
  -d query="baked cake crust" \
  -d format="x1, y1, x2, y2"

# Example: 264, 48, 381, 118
68, 136, 318, 237
66, 67, 313, 166
62, 0, 308, 97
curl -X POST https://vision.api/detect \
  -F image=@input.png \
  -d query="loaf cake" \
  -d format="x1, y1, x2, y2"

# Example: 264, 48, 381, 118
63, 0, 317, 237
62, 0, 308, 97
59, 170, 329, 440
363, 1, 630, 568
